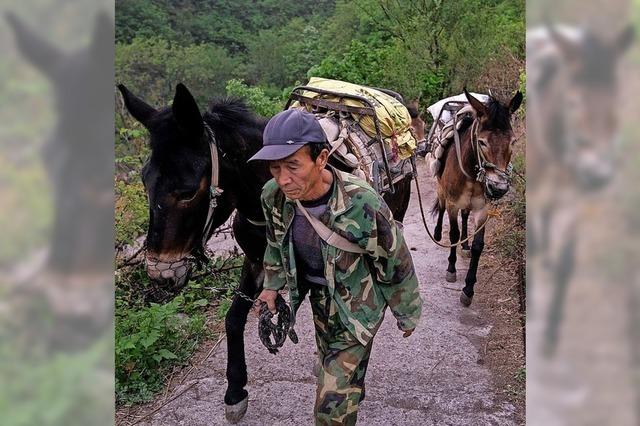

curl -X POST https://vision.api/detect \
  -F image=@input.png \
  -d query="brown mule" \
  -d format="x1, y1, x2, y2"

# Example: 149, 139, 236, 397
431, 89, 522, 306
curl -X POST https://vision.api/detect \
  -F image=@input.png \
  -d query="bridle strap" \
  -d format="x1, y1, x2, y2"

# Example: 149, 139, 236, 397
453, 112, 475, 180
200, 123, 267, 250
470, 119, 487, 183
246, 217, 267, 227
471, 119, 514, 182
201, 122, 223, 248
453, 112, 513, 185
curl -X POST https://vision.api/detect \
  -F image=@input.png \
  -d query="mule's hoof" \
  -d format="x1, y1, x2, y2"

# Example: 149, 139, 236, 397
225, 396, 248, 424
446, 271, 457, 282
461, 248, 471, 258
460, 291, 473, 307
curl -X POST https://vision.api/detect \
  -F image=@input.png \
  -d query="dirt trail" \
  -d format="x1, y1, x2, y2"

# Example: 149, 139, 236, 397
135, 158, 520, 425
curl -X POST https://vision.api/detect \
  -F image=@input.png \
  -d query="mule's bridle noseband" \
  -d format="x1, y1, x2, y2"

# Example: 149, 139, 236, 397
452, 113, 513, 189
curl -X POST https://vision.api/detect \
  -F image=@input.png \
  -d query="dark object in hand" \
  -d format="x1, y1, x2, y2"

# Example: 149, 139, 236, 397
258, 294, 298, 354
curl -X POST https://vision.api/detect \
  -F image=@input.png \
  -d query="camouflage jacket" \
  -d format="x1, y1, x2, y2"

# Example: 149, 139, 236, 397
260, 167, 422, 345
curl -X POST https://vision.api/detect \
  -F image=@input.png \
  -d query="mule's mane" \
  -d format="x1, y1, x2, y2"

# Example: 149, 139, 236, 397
484, 96, 511, 131
205, 98, 263, 127
202, 98, 267, 157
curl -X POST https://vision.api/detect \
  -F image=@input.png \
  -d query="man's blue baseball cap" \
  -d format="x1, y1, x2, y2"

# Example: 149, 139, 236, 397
248, 108, 327, 162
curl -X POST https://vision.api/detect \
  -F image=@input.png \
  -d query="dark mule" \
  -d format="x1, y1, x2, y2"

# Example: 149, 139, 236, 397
6, 12, 114, 350
527, 25, 633, 356
117, 83, 413, 421
432, 89, 522, 306
7, 12, 114, 274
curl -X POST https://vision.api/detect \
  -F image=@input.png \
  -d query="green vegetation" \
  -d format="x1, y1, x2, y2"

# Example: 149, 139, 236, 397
115, 258, 242, 406
495, 151, 526, 259
115, 180, 147, 248
0, 158, 51, 263
225, 79, 284, 117
115, 0, 525, 109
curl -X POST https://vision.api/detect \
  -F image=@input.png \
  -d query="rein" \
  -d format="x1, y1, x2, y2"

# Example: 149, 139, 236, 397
412, 156, 491, 249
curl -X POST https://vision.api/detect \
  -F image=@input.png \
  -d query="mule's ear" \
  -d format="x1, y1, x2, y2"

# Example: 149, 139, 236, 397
91, 12, 114, 63
172, 83, 204, 139
6, 12, 64, 79
509, 91, 523, 114
615, 25, 635, 54
548, 25, 581, 62
118, 84, 157, 127
464, 87, 488, 117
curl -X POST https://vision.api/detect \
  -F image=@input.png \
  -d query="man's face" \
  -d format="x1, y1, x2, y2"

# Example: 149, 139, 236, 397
268, 145, 327, 200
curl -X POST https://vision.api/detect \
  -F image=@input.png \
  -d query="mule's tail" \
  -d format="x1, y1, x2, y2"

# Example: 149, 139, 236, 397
431, 197, 443, 218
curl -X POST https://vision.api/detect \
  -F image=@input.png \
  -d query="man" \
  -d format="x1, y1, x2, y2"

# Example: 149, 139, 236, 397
248, 108, 422, 425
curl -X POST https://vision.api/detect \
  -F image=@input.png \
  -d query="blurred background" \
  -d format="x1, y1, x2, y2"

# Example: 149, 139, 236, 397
527, 0, 640, 424
0, 0, 114, 425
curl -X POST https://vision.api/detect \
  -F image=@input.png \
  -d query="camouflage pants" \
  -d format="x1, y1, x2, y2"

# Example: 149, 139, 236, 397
299, 282, 383, 426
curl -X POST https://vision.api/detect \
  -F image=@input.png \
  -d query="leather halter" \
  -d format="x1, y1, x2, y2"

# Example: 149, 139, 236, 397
201, 122, 224, 249
200, 123, 266, 251
452, 113, 513, 186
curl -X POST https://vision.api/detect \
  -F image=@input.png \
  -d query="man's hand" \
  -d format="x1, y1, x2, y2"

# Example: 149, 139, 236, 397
402, 328, 415, 338
254, 289, 278, 315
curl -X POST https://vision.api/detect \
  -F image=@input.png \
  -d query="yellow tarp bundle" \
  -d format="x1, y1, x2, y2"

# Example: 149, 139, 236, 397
293, 77, 416, 159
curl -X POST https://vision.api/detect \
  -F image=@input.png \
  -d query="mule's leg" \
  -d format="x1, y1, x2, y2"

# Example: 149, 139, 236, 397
527, 211, 537, 315
543, 224, 576, 358
396, 176, 412, 222
460, 209, 471, 255
461, 213, 487, 307
224, 258, 261, 422
460, 228, 484, 306
434, 201, 446, 242
446, 207, 460, 282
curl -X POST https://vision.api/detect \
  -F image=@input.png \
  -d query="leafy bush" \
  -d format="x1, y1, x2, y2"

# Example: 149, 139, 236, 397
115, 294, 206, 405
115, 256, 243, 406
0, 333, 113, 426
225, 79, 283, 117
0, 157, 51, 264
115, 180, 148, 248
116, 38, 243, 105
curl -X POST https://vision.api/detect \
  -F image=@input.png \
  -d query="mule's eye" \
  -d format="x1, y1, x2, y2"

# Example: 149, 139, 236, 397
478, 139, 488, 148
176, 189, 198, 202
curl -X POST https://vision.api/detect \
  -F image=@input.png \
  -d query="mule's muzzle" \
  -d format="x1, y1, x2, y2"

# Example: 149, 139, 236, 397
145, 255, 192, 291
485, 179, 510, 200
575, 156, 614, 192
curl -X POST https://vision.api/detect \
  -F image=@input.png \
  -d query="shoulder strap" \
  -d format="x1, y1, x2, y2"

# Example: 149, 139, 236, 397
294, 200, 366, 254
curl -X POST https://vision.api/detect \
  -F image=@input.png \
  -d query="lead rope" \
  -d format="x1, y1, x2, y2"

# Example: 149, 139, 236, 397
411, 156, 490, 249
